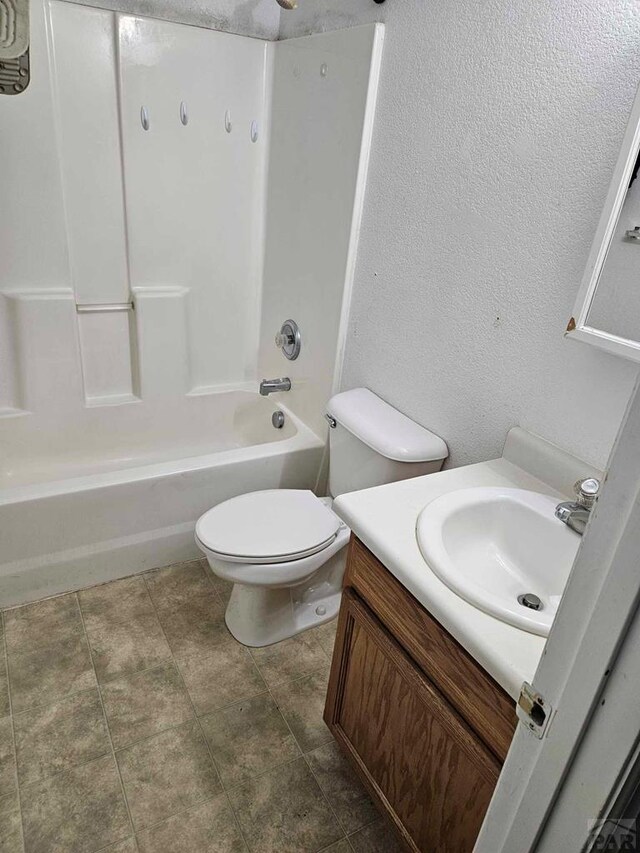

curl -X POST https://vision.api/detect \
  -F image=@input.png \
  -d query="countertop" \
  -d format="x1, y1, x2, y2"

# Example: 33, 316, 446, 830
332, 435, 586, 701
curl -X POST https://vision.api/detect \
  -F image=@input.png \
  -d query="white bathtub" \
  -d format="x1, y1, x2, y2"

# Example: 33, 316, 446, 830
0, 392, 325, 606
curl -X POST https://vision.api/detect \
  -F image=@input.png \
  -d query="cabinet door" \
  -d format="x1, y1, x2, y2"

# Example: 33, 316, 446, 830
325, 590, 501, 853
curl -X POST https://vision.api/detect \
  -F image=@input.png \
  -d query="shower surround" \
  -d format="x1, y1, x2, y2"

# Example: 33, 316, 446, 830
0, 0, 384, 604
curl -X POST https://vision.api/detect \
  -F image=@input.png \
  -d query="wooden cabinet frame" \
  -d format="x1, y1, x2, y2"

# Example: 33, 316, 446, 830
325, 536, 517, 853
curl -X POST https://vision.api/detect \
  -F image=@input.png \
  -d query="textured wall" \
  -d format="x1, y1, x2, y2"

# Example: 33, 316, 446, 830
280, 0, 640, 469
67, 0, 280, 38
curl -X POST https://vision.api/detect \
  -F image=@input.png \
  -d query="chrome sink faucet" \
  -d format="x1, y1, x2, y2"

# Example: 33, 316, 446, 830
555, 478, 601, 535
259, 377, 291, 396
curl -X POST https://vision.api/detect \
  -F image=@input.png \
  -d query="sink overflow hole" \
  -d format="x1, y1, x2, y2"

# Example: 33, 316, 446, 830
518, 593, 543, 611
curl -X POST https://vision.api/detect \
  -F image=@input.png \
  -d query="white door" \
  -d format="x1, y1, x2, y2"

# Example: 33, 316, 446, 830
476, 375, 640, 853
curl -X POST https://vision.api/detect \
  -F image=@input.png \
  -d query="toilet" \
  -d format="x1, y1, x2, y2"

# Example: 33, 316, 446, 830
195, 388, 448, 646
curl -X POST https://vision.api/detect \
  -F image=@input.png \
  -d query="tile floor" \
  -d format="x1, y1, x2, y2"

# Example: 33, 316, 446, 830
0, 559, 403, 853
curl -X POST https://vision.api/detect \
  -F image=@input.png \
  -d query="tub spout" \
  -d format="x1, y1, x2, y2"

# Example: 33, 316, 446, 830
260, 378, 291, 396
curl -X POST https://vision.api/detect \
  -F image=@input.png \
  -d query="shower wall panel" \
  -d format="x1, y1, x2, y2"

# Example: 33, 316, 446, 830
0, 0, 270, 416
0, 2, 382, 451
258, 24, 384, 437
119, 15, 270, 394
0, 1, 70, 295
0, 0, 71, 414
48, 2, 130, 306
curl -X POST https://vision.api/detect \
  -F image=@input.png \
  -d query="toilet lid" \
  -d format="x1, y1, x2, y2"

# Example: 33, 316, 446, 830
195, 490, 341, 564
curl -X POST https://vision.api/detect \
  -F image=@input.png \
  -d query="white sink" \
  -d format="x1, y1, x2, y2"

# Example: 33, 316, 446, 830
416, 487, 580, 636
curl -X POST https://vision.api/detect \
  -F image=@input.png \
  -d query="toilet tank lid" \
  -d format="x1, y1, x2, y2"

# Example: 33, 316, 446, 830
327, 388, 448, 463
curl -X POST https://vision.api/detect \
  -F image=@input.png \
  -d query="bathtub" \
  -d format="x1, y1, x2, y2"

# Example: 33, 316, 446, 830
0, 391, 325, 606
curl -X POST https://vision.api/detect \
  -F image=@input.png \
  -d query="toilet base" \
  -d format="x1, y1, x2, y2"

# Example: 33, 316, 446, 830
223, 544, 347, 647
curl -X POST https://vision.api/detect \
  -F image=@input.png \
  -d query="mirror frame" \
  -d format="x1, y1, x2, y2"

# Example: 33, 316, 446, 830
567, 82, 640, 363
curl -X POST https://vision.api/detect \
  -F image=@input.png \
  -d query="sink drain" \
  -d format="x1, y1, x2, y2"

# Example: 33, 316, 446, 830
518, 593, 543, 611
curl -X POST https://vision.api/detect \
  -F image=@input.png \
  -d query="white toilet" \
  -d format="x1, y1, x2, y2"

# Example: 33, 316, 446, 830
195, 388, 448, 646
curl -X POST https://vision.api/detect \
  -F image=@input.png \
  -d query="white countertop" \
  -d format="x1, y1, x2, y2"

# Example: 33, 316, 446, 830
333, 448, 573, 701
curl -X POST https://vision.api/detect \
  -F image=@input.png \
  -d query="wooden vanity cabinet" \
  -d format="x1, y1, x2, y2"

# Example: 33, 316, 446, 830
324, 537, 518, 853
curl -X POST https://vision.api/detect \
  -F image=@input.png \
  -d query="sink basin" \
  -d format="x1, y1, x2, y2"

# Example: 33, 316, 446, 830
416, 487, 580, 636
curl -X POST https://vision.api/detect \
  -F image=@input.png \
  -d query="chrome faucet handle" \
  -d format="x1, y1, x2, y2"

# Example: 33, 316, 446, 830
574, 478, 600, 509
274, 320, 301, 361
275, 332, 294, 348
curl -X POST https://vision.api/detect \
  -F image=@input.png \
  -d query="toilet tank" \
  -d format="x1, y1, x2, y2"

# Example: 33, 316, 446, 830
326, 388, 448, 497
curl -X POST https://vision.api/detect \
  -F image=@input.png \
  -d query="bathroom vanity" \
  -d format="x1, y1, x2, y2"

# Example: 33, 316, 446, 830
325, 536, 516, 852
325, 427, 604, 853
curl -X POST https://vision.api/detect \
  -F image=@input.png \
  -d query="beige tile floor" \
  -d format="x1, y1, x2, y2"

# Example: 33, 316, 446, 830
0, 559, 403, 853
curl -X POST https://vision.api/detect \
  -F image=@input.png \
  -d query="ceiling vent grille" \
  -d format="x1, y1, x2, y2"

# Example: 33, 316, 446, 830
0, 0, 29, 95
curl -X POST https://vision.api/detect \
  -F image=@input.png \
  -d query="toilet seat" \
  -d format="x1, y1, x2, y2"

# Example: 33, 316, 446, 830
195, 489, 341, 565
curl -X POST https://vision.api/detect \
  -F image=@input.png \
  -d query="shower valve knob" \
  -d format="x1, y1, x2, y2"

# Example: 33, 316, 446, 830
275, 332, 293, 348
275, 320, 301, 361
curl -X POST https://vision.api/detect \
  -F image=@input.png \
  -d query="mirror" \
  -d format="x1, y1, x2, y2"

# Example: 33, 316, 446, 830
568, 83, 640, 362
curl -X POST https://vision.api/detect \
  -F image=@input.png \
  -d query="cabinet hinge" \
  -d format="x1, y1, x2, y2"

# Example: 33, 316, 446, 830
517, 681, 552, 739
